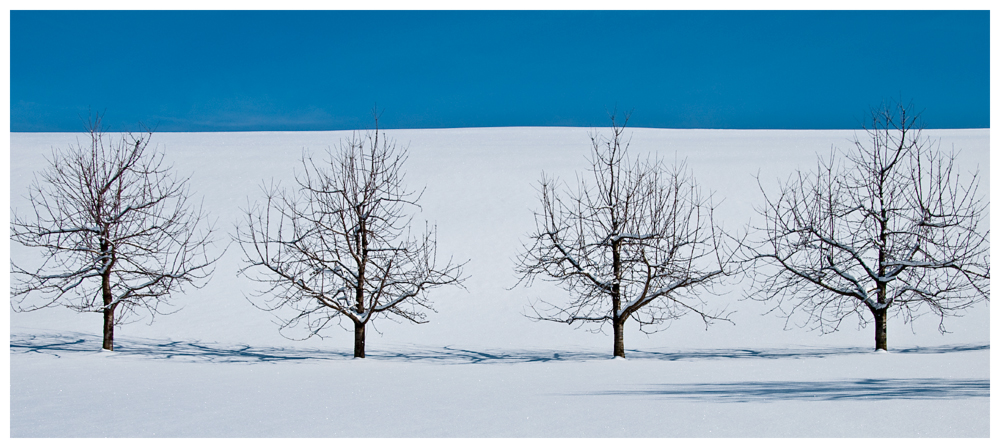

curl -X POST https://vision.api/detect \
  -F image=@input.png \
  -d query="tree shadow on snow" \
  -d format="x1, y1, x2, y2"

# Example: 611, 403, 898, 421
9, 332, 990, 366
588, 378, 990, 402
9, 332, 354, 363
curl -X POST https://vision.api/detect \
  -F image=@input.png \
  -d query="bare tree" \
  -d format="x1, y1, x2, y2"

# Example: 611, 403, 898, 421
10, 115, 219, 351
235, 114, 465, 358
748, 101, 989, 350
515, 113, 735, 358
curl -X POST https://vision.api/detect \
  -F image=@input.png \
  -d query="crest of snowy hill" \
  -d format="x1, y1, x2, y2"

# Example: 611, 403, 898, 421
8, 127, 990, 353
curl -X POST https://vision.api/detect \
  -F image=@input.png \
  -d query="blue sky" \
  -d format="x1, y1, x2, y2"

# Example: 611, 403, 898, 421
10, 10, 990, 132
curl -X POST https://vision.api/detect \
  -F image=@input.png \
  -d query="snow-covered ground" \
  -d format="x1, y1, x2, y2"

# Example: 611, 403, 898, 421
8, 127, 990, 437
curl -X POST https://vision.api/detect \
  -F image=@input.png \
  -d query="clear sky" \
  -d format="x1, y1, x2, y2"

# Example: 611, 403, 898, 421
10, 10, 990, 132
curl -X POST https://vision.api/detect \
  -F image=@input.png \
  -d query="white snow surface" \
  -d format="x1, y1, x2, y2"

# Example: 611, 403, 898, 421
8, 127, 990, 437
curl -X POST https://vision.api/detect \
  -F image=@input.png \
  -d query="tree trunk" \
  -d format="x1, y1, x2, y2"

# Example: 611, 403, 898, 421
611, 237, 624, 358
101, 263, 114, 351
102, 306, 114, 351
612, 316, 625, 358
354, 320, 366, 358
873, 307, 887, 351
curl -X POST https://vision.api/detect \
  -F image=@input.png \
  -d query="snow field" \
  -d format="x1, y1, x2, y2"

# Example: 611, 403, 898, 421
9, 127, 991, 437
9, 334, 990, 437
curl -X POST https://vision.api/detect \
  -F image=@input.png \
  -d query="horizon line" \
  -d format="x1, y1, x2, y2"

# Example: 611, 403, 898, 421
11, 125, 992, 134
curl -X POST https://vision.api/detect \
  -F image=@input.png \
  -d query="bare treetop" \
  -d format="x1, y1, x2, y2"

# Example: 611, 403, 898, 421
748, 101, 989, 350
236, 113, 466, 357
10, 115, 220, 350
516, 112, 737, 358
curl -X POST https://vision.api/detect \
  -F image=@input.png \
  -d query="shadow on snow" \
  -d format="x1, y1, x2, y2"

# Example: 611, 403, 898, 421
11, 333, 990, 401
10, 331, 989, 366
588, 378, 990, 402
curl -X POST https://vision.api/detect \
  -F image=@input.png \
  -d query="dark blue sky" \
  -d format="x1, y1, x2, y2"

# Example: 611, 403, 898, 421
10, 10, 990, 132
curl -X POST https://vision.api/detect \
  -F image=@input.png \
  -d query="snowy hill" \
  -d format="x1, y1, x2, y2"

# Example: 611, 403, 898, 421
9, 127, 990, 437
